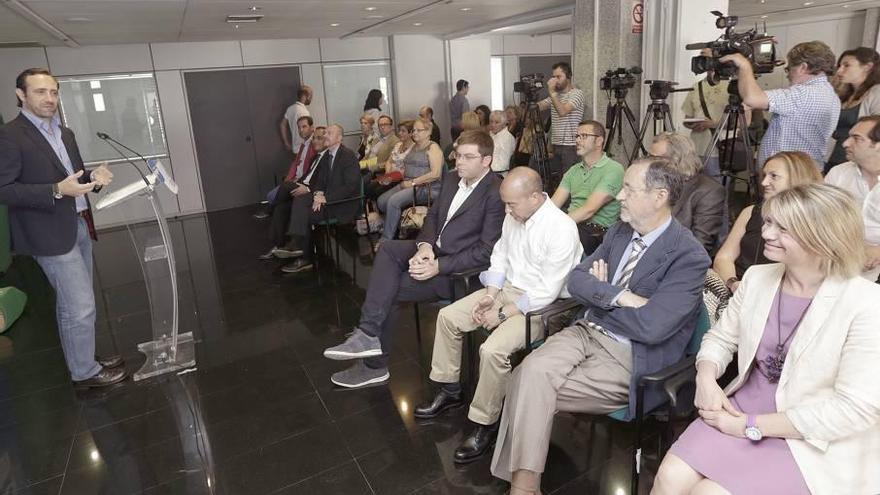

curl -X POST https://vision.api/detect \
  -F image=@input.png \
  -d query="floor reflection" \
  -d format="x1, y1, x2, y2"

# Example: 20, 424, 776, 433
0, 206, 665, 494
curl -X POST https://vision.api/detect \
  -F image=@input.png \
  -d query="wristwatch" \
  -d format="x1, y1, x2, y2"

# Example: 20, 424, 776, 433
52, 183, 63, 200
744, 414, 763, 441
497, 307, 508, 323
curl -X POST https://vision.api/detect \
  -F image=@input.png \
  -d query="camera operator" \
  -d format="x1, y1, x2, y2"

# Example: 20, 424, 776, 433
721, 41, 840, 171
538, 62, 586, 177
682, 48, 733, 180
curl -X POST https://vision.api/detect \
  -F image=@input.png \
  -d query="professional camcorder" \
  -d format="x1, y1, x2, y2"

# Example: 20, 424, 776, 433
686, 11, 778, 85
599, 67, 642, 92
513, 73, 545, 101
643, 80, 687, 100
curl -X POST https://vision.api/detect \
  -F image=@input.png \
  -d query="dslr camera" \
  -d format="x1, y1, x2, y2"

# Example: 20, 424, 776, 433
686, 11, 778, 85
513, 73, 545, 101
599, 66, 642, 92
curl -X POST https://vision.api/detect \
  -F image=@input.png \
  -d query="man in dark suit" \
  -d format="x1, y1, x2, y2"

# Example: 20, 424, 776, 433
281, 123, 361, 273
323, 130, 505, 388
260, 124, 323, 259
0, 68, 126, 388
490, 157, 710, 490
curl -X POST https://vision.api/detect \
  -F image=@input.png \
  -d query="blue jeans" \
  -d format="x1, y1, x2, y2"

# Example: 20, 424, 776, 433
34, 218, 101, 381
377, 183, 437, 241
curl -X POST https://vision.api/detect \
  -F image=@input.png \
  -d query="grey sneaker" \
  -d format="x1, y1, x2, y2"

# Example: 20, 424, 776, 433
323, 328, 382, 360
331, 361, 389, 388
273, 247, 303, 259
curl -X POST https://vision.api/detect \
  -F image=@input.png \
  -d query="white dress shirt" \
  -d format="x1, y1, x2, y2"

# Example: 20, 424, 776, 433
436, 169, 490, 248
480, 196, 583, 313
491, 127, 516, 173
826, 161, 880, 280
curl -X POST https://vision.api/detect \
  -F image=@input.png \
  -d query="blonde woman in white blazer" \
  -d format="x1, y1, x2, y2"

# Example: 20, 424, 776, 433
652, 184, 880, 495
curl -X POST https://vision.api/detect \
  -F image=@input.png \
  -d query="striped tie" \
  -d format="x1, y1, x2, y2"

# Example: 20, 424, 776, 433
616, 238, 647, 288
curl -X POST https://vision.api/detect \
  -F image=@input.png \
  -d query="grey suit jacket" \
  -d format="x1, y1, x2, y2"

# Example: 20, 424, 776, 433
416, 171, 505, 274
567, 218, 710, 419
671, 174, 725, 252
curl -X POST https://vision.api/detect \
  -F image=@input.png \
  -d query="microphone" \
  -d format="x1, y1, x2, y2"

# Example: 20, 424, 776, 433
96, 132, 150, 187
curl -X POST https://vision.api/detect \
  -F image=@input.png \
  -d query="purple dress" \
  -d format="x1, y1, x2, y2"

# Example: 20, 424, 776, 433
669, 291, 812, 494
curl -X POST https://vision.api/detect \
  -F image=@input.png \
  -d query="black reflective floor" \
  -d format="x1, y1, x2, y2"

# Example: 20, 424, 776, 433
0, 207, 672, 494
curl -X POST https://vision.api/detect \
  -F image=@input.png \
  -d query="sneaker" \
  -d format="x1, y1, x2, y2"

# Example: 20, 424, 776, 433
273, 247, 304, 259
331, 361, 389, 388
258, 247, 279, 260
281, 258, 313, 273
252, 211, 270, 219
323, 328, 382, 360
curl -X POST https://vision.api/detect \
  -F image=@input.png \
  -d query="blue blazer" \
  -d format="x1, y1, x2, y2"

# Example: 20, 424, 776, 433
567, 218, 710, 419
0, 114, 97, 256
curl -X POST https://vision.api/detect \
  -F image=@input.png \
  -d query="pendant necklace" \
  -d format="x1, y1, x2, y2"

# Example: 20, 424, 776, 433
759, 283, 813, 383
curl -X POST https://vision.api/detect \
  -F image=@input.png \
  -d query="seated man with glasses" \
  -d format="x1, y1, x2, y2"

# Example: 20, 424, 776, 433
551, 120, 625, 254
323, 130, 505, 388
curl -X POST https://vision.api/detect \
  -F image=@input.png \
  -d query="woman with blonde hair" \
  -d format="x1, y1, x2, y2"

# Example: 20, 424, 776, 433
652, 183, 880, 495
713, 151, 822, 293
357, 113, 379, 160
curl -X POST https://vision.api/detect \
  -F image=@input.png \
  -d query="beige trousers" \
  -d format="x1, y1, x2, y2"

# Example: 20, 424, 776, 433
490, 323, 632, 482
428, 283, 541, 425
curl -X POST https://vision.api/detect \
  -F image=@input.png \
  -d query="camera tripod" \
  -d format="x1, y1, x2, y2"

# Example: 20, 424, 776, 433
604, 88, 645, 164
629, 98, 677, 163
520, 100, 552, 190
702, 79, 758, 199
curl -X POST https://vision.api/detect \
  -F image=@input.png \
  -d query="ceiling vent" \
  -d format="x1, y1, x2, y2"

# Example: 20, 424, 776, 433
225, 14, 264, 23
0, 41, 43, 48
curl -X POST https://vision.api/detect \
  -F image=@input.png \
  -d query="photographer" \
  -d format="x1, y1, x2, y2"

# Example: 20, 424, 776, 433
721, 41, 840, 171
538, 62, 586, 178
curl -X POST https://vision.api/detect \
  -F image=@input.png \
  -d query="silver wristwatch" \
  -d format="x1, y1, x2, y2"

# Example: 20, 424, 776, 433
744, 414, 763, 441
497, 307, 508, 323
52, 183, 63, 200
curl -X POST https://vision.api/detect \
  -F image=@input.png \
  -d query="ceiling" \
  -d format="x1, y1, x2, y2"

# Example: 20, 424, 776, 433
0, 0, 573, 46
0, 0, 873, 47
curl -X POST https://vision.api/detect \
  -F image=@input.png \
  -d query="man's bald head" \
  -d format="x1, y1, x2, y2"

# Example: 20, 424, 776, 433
500, 167, 545, 223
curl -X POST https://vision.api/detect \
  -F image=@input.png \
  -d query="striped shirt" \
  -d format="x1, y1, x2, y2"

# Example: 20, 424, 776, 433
541, 88, 585, 146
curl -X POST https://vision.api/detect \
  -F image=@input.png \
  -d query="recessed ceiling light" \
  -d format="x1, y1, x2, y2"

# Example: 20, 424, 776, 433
803, 1, 814, 5
330, 22, 340, 27
234, 24, 240, 29
843, 3, 850, 6
249, 6, 261, 11
761, 15, 768, 18
760, 0, 765, 3
413, 22, 423, 26
65, 17, 92, 22
460, 7, 472, 11
365, 6, 377, 11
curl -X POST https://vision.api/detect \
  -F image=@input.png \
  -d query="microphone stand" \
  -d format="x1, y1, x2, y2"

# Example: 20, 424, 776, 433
96, 132, 151, 187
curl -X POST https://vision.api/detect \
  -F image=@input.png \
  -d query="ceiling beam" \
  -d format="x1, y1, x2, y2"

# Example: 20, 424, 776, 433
2, 0, 80, 47
341, 0, 453, 39
443, 4, 574, 39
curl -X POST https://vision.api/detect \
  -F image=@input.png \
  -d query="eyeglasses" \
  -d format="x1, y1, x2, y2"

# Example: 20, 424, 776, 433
412, 128, 429, 133
453, 153, 483, 160
575, 133, 602, 140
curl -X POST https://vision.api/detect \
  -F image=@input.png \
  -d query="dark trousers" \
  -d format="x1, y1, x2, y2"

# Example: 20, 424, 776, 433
358, 240, 455, 368
577, 222, 607, 256
268, 182, 298, 247
551, 145, 578, 176
286, 192, 323, 260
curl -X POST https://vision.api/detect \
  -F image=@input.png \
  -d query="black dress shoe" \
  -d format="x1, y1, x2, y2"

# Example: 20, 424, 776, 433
73, 366, 127, 389
454, 423, 498, 464
96, 355, 124, 369
414, 389, 463, 419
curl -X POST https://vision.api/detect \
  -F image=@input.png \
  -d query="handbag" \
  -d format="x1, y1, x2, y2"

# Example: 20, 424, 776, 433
703, 269, 731, 325
356, 201, 383, 236
398, 184, 434, 238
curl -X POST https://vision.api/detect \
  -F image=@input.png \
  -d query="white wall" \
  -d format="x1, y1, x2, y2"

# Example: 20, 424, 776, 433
449, 37, 493, 110
392, 35, 451, 145
0, 37, 391, 227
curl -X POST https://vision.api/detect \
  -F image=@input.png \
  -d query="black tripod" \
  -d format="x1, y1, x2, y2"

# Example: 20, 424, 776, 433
604, 87, 645, 164
702, 79, 758, 198
630, 98, 676, 163
521, 100, 552, 190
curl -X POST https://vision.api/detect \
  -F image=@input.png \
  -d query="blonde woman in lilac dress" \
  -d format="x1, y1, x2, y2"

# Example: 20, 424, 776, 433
652, 184, 880, 495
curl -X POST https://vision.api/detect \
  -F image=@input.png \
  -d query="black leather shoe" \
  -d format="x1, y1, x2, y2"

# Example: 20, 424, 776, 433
413, 389, 463, 419
96, 355, 124, 369
73, 366, 127, 389
454, 423, 498, 464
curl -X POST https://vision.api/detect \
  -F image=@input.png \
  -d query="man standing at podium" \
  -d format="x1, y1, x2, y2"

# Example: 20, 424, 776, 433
0, 68, 126, 388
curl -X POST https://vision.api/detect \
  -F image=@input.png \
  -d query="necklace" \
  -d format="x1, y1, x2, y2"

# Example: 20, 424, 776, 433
758, 283, 813, 383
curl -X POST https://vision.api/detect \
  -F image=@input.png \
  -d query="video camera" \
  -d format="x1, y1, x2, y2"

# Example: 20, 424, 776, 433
513, 73, 545, 101
643, 80, 692, 101
686, 11, 778, 85
599, 66, 642, 92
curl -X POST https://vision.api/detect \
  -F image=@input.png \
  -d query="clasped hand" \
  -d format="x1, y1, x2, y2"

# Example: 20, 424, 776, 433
471, 294, 501, 330
312, 193, 326, 212
408, 245, 439, 281
695, 374, 745, 437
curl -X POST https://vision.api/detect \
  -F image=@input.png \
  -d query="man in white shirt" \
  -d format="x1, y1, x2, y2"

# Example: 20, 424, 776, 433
488, 110, 516, 175
413, 167, 583, 465
323, 130, 505, 387
280, 85, 313, 152
826, 115, 880, 280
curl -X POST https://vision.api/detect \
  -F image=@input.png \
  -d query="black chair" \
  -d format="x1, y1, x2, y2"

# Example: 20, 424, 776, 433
522, 300, 711, 495
315, 179, 371, 280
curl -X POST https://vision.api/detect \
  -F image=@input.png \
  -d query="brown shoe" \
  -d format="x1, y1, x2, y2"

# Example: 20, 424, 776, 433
74, 366, 127, 389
